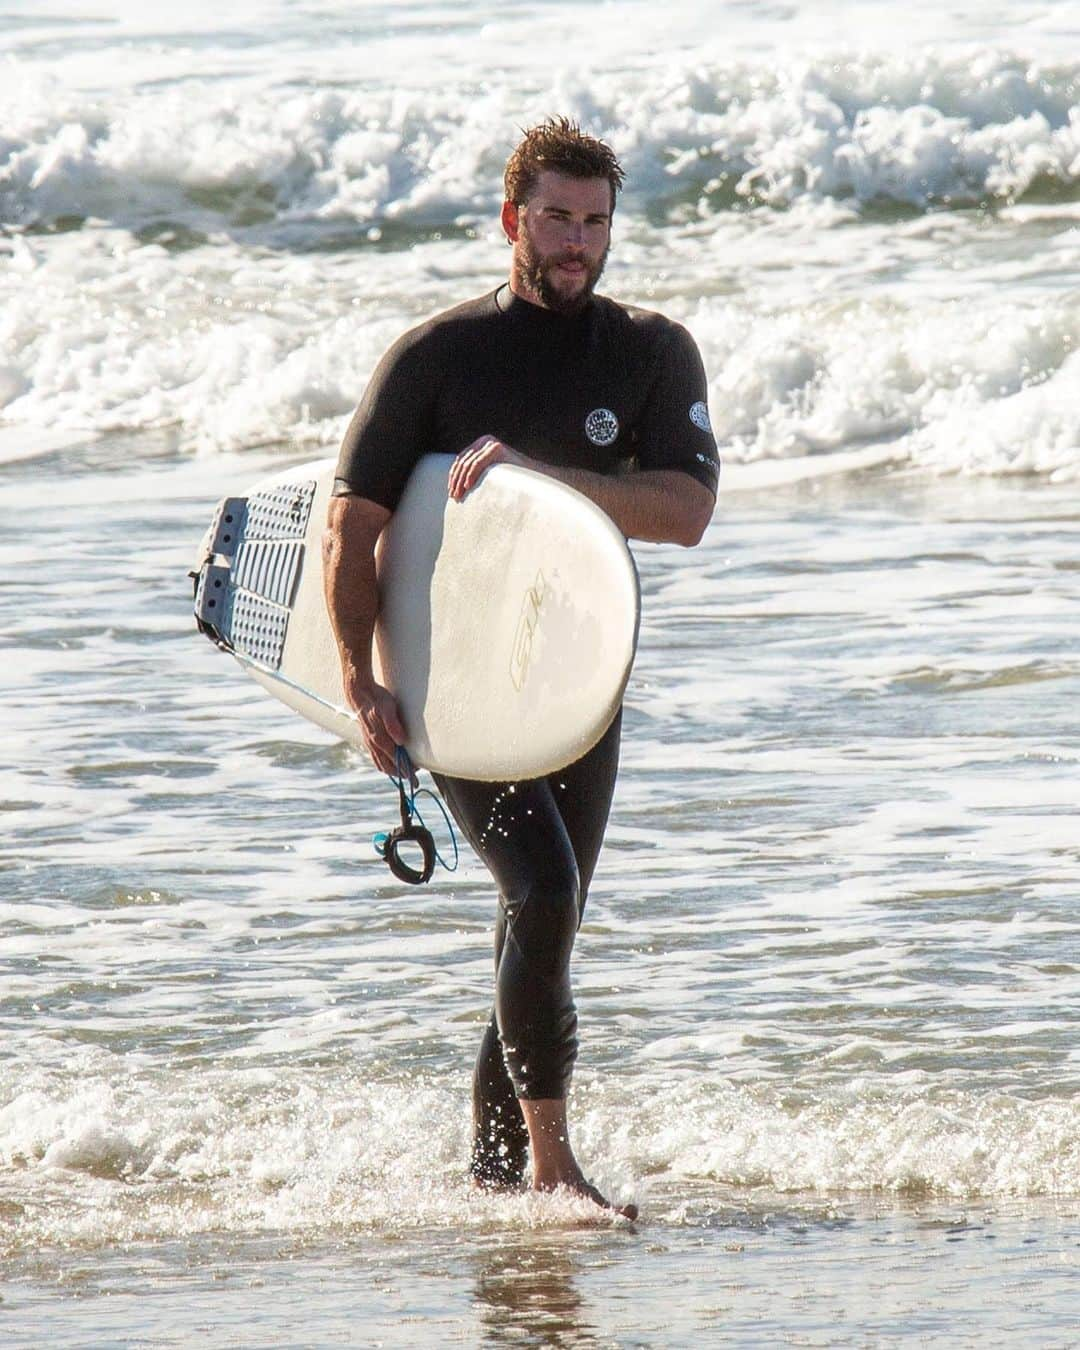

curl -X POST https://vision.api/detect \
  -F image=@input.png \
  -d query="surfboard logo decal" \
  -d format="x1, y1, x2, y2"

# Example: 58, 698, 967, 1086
585, 408, 619, 447
689, 401, 713, 434
510, 570, 547, 692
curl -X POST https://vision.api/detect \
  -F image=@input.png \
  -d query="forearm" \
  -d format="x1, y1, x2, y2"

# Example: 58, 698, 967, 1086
322, 495, 390, 684
529, 464, 715, 546
322, 494, 406, 774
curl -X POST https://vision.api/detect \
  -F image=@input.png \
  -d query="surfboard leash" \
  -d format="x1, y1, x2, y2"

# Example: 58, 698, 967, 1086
373, 747, 459, 885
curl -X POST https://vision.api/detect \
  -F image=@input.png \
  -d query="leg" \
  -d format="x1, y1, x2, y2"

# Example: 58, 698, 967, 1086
431, 772, 572, 1188
550, 708, 623, 917
521, 712, 635, 1217
469, 1007, 529, 1188
433, 771, 581, 1134
433, 712, 627, 1208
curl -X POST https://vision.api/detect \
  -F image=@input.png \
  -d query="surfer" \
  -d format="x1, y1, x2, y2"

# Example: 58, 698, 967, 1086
324, 118, 718, 1218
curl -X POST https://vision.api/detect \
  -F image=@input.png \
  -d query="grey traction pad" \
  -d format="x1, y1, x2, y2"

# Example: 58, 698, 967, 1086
193, 479, 317, 670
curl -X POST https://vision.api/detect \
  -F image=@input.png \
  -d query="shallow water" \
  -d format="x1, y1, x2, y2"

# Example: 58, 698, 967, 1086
6, 1196, 1078, 1348
3, 0, 1080, 1342
3, 441, 1079, 1341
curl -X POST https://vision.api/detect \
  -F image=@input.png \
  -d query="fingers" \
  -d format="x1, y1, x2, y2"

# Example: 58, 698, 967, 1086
448, 436, 498, 500
361, 713, 399, 777
448, 436, 524, 501
346, 680, 407, 776
381, 698, 406, 746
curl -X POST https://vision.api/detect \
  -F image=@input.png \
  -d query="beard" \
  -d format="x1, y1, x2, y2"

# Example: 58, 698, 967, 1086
513, 226, 608, 316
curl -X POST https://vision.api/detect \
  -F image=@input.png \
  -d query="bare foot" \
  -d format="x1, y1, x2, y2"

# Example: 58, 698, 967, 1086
533, 1172, 638, 1221
519, 1098, 638, 1220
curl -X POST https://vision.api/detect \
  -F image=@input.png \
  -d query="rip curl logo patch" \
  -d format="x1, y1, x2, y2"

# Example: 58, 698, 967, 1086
689, 401, 712, 434
585, 408, 619, 447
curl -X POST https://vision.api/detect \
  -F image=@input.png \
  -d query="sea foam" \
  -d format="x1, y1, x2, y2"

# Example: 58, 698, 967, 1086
2, 33, 1078, 475
2, 49, 1078, 233
1, 1060, 1075, 1256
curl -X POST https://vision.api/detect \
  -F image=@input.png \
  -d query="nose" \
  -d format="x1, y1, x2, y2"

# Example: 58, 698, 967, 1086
564, 220, 585, 249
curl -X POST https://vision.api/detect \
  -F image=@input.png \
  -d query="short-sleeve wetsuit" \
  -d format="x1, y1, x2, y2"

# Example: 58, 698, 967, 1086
334, 284, 719, 1185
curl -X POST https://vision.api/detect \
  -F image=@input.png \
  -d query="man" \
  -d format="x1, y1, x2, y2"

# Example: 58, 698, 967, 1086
323, 118, 718, 1217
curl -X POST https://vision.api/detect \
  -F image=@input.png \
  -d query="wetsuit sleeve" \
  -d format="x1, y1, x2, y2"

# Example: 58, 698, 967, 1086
634, 322, 721, 494
332, 328, 437, 511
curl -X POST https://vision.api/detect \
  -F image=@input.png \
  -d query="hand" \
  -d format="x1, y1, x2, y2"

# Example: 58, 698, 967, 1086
448, 435, 531, 500
343, 671, 407, 777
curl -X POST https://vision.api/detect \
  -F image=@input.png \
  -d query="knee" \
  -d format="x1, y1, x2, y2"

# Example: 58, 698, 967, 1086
502, 859, 581, 974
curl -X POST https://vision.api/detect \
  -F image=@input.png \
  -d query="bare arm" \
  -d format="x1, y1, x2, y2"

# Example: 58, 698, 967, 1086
322, 493, 405, 775
447, 437, 715, 546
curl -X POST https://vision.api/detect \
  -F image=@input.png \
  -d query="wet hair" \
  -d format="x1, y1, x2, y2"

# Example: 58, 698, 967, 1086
504, 117, 625, 214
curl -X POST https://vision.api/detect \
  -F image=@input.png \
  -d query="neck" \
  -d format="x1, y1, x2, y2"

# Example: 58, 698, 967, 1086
505, 272, 593, 318
507, 273, 545, 309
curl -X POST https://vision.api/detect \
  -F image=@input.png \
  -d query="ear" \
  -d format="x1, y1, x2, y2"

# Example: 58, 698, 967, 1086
501, 200, 520, 244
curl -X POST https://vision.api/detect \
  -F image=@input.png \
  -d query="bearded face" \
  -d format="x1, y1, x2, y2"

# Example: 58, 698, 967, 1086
506, 172, 613, 316
513, 217, 609, 315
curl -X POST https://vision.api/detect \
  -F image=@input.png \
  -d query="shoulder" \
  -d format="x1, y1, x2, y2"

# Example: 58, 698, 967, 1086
385, 291, 500, 359
591, 295, 700, 359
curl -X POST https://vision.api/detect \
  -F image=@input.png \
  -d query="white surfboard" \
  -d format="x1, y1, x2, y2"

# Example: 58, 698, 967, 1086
193, 454, 640, 781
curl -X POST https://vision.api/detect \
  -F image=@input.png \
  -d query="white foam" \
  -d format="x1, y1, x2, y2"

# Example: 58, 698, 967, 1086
1, 20, 1077, 474
639, 1080, 1080, 1199
2, 46, 1077, 231
2, 221, 1075, 476
689, 291, 1079, 478
911, 346, 1080, 478
2, 1061, 1074, 1255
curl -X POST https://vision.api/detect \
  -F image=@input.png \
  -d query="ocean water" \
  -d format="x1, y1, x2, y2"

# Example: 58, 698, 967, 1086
2, 1, 1079, 1345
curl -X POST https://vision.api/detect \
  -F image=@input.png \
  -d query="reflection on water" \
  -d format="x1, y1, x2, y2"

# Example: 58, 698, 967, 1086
472, 1234, 597, 1346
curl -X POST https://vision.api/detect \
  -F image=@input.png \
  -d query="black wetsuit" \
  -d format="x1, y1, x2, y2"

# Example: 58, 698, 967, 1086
335, 284, 719, 1184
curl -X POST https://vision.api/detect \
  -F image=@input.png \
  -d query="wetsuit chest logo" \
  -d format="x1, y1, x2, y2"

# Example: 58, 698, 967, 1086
584, 408, 619, 447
